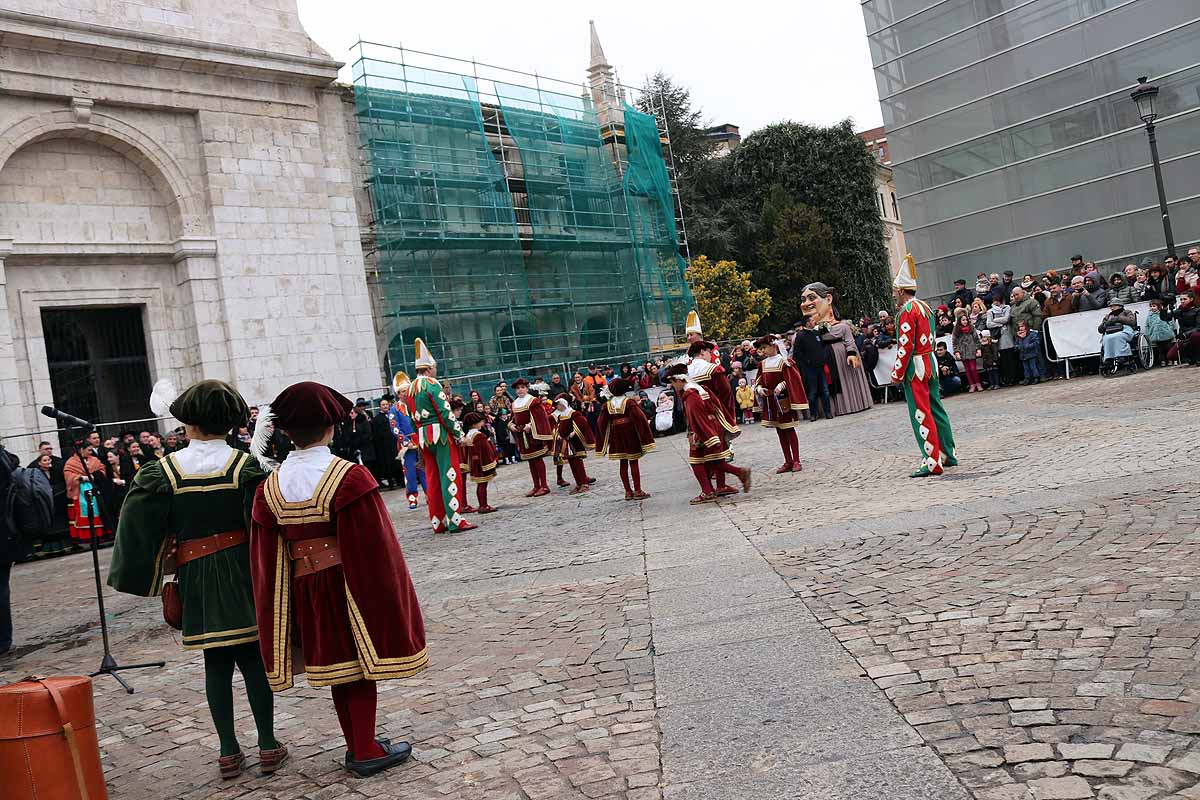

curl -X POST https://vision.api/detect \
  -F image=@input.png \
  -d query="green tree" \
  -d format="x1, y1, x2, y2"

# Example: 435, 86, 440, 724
636, 73, 748, 262
755, 185, 839, 330
685, 255, 771, 341
730, 120, 892, 321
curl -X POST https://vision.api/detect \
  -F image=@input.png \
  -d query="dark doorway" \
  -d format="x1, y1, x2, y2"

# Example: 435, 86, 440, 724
42, 307, 153, 443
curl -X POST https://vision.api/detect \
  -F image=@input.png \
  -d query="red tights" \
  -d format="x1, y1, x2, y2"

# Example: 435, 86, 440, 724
568, 458, 588, 487
527, 457, 547, 490
775, 427, 800, 466
618, 460, 643, 493
331, 680, 385, 761
476, 482, 488, 508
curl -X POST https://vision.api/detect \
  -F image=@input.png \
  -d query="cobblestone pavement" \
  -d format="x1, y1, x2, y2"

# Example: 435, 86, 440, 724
3, 367, 1199, 799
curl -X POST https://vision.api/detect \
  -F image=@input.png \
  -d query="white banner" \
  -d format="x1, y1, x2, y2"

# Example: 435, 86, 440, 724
1044, 301, 1151, 359
873, 335, 956, 387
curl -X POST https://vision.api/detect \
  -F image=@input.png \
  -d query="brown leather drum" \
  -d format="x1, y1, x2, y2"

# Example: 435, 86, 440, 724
0, 675, 109, 800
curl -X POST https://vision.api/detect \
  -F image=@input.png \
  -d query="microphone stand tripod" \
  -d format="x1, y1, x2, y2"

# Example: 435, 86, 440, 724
71, 431, 165, 694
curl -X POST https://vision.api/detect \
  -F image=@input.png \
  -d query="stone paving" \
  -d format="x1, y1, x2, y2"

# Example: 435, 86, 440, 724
2, 367, 1199, 799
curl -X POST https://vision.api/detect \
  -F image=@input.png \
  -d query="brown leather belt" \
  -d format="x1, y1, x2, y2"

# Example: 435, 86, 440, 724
175, 530, 247, 569
289, 536, 342, 579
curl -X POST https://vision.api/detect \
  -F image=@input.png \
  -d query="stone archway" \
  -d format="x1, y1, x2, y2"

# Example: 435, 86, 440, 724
0, 115, 223, 444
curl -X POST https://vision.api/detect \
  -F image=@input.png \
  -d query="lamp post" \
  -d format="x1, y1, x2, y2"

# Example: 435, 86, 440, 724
1130, 76, 1176, 259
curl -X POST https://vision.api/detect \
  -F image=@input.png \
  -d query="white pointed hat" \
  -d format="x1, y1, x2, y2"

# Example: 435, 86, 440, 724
685, 309, 702, 335
893, 253, 918, 290
414, 338, 436, 369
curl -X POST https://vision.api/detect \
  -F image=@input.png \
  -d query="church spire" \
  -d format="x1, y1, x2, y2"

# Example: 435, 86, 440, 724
589, 20, 609, 70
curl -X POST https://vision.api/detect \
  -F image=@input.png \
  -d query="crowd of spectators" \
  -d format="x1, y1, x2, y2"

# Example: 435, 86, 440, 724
855, 248, 1200, 395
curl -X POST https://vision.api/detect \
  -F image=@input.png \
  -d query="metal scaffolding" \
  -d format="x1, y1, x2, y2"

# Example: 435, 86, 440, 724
350, 40, 692, 379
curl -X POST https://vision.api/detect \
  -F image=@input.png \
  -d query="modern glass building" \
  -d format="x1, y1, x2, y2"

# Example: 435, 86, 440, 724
862, 0, 1200, 297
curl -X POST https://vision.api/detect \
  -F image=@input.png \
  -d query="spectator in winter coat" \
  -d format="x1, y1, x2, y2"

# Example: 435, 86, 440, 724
952, 280, 975, 310
1108, 272, 1138, 305
1015, 321, 1043, 385
934, 342, 962, 395
952, 315, 983, 392
978, 330, 1000, 389
1042, 283, 1074, 318
1143, 298, 1176, 364
1074, 272, 1109, 311
1098, 301, 1138, 363
1008, 287, 1044, 342
986, 296, 1018, 385
1167, 291, 1200, 366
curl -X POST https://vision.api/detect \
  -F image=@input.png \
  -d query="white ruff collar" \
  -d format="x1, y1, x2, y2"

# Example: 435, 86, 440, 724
512, 394, 536, 411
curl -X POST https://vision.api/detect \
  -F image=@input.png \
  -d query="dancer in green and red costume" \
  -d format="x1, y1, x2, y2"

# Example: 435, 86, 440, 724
890, 254, 958, 477
410, 339, 476, 532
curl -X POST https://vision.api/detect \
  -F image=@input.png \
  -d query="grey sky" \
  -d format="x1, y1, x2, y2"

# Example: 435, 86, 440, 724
295, 0, 884, 135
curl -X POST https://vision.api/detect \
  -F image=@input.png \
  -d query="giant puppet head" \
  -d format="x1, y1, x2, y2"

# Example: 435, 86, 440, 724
800, 282, 837, 326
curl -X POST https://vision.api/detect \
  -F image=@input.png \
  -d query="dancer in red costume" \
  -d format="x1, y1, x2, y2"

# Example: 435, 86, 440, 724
509, 378, 553, 497
753, 334, 808, 473
594, 378, 655, 500
459, 412, 499, 513
664, 364, 751, 504
249, 381, 426, 779
551, 395, 596, 495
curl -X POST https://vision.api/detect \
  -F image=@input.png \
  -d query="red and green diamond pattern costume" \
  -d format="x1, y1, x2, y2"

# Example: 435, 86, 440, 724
890, 298, 957, 477
412, 375, 469, 532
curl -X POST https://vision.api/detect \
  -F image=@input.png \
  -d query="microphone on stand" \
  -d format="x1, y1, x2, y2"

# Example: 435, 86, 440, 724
40, 406, 95, 432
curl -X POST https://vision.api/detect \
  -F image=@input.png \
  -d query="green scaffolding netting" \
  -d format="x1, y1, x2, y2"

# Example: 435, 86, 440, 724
353, 53, 691, 381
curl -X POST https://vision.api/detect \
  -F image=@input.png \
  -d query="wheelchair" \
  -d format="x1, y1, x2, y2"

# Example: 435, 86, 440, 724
1100, 312, 1154, 378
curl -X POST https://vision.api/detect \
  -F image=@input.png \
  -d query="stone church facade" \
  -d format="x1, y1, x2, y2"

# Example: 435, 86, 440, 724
0, 1, 380, 449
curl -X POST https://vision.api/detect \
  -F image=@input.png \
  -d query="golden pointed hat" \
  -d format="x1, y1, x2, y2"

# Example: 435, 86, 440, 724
685, 309, 702, 335
413, 338, 435, 369
392, 370, 411, 394
893, 253, 918, 290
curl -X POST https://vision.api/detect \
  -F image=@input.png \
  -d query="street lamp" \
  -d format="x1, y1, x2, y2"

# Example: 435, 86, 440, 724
1130, 76, 1176, 259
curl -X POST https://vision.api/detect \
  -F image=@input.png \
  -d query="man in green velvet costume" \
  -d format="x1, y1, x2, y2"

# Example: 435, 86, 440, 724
108, 379, 287, 780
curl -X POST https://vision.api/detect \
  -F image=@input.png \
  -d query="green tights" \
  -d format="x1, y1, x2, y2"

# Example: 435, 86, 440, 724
202, 642, 279, 757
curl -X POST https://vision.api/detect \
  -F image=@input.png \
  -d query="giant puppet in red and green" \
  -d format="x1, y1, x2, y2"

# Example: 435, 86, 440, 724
889, 254, 958, 478
409, 338, 476, 533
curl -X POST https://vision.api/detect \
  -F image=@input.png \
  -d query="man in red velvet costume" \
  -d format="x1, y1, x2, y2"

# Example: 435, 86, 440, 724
249, 381, 427, 779
686, 341, 740, 496
664, 364, 751, 504
508, 378, 553, 497
753, 334, 808, 473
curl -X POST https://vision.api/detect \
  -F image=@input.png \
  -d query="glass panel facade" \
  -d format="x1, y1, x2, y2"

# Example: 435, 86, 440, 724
866, 0, 1200, 297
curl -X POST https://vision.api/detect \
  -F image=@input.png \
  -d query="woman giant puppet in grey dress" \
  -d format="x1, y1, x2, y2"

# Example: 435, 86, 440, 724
800, 283, 874, 415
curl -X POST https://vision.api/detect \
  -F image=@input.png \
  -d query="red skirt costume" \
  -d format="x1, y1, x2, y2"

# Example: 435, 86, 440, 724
510, 396, 553, 458
754, 355, 809, 428
552, 410, 596, 464
463, 430, 498, 483
250, 459, 428, 690
682, 384, 733, 464
595, 397, 656, 460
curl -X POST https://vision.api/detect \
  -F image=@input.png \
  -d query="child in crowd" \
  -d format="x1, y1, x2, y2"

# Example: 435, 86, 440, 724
1142, 298, 1176, 366
952, 315, 984, 393
493, 407, 516, 464
978, 330, 1000, 389
735, 378, 756, 425
1015, 321, 1043, 385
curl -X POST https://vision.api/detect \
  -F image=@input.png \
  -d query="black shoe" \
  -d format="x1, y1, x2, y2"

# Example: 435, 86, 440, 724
346, 740, 411, 778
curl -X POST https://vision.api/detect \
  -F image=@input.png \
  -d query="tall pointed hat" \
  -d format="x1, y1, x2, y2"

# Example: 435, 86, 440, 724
414, 338, 436, 369
893, 253, 918, 290
685, 309, 702, 335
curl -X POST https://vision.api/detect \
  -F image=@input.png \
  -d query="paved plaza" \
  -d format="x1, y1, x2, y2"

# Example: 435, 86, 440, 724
4, 368, 1200, 800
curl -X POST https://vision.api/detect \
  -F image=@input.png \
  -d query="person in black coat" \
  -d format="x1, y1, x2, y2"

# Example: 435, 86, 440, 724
791, 321, 834, 421
369, 398, 398, 489
1, 445, 19, 654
